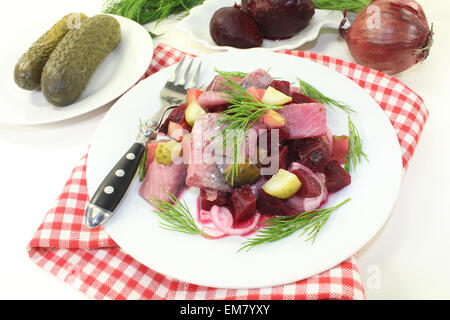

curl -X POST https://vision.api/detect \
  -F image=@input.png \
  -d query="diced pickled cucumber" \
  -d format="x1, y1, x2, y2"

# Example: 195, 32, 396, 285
225, 162, 261, 187
261, 86, 292, 106
185, 100, 206, 126
154, 141, 181, 166
262, 169, 302, 199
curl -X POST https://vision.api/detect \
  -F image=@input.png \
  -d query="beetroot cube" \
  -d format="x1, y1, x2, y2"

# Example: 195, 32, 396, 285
324, 160, 351, 192
200, 189, 229, 211
231, 185, 257, 224
279, 126, 290, 142
288, 138, 331, 173
291, 91, 319, 104
269, 80, 291, 96
278, 145, 289, 170
159, 104, 188, 134
332, 135, 349, 165
256, 190, 291, 216
290, 166, 322, 198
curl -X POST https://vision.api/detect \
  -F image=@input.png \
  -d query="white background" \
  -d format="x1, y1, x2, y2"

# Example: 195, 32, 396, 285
0, 0, 448, 299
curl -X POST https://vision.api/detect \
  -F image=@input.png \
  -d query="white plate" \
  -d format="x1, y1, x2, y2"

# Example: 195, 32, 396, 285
86, 51, 403, 289
177, 0, 344, 51
0, 14, 153, 125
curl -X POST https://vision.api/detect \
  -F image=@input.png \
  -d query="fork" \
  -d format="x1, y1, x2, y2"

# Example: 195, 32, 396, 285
84, 56, 202, 229
150, 56, 203, 129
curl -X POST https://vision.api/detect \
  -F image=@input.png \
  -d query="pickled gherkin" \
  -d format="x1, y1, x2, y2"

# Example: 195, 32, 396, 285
14, 13, 88, 90
41, 15, 121, 106
225, 161, 261, 187
155, 141, 181, 166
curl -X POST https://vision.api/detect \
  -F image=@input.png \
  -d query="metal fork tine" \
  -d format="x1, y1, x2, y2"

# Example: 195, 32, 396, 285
160, 56, 201, 112
187, 61, 202, 89
168, 56, 187, 83
176, 58, 194, 87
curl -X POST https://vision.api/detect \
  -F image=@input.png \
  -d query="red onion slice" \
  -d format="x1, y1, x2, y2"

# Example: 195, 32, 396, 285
201, 226, 227, 239
211, 205, 261, 236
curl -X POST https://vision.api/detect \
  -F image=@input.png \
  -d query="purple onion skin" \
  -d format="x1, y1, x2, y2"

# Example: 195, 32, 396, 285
210, 6, 263, 48
339, 0, 433, 75
245, 0, 315, 40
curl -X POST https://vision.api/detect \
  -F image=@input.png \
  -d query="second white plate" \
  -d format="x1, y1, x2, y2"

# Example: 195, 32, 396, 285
177, 0, 344, 51
0, 14, 153, 125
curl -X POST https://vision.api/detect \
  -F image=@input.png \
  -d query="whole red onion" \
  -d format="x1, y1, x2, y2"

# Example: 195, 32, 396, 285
339, 0, 433, 74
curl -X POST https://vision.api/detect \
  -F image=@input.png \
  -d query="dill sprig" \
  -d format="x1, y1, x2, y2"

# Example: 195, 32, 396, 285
104, 0, 205, 25
148, 188, 206, 237
138, 146, 148, 182
312, 0, 371, 12
214, 70, 283, 186
239, 198, 351, 252
298, 78, 355, 113
345, 117, 368, 173
214, 69, 248, 79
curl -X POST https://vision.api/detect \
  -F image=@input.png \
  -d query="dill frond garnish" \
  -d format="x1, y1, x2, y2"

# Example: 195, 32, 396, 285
214, 70, 283, 186
138, 146, 148, 182
148, 188, 206, 237
214, 69, 249, 79
345, 116, 368, 173
239, 198, 351, 252
298, 78, 355, 113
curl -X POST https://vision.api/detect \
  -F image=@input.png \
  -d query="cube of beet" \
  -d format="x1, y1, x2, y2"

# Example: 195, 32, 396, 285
324, 160, 351, 192
290, 87, 319, 104
269, 80, 291, 96
256, 190, 291, 216
231, 185, 257, 224
290, 165, 322, 198
287, 138, 331, 173
332, 135, 349, 165
278, 145, 289, 170
258, 141, 289, 171
200, 189, 230, 211
159, 104, 188, 134
279, 126, 290, 142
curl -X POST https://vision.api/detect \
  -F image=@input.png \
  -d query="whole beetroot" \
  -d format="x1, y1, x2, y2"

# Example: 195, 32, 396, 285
244, 0, 315, 40
210, 6, 263, 48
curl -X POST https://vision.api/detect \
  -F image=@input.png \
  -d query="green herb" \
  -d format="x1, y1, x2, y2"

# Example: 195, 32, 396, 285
138, 145, 148, 182
312, 0, 371, 12
298, 78, 355, 113
345, 117, 368, 173
214, 70, 283, 186
239, 198, 351, 252
214, 69, 248, 79
148, 31, 162, 39
104, 0, 205, 25
137, 118, 152, 182
148, 188, 206, 237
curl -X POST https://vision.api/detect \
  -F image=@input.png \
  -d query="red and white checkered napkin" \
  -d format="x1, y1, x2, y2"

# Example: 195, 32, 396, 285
27, 43, 428, 300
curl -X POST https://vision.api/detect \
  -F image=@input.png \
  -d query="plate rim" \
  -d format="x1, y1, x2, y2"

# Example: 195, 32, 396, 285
86, 51, 404, 289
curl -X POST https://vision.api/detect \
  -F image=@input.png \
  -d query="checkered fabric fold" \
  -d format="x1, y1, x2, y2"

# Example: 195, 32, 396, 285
27, 43, 428, 300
